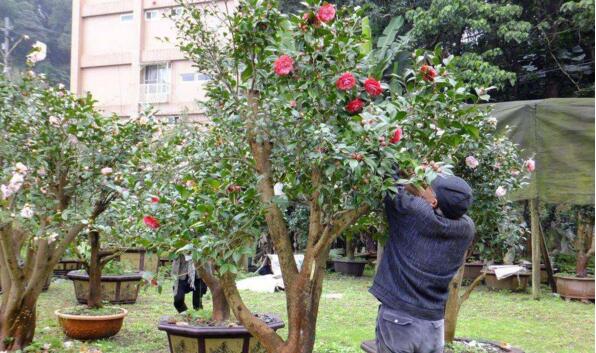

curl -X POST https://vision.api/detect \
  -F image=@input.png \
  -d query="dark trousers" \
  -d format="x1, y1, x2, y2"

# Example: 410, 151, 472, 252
174, 276, 207, 313
376, 305, 444, 353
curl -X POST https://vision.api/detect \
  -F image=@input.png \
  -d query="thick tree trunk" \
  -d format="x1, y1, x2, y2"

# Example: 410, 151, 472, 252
196, 264, 230, 322
346, 237, 355, 260
575, 212, 594, 278
0, 300, 37, 351
444, 266, 464, 343
87, 231, 103, 309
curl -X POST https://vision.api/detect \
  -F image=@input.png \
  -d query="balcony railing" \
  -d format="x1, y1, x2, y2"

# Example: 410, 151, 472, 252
140, 83, 170, 104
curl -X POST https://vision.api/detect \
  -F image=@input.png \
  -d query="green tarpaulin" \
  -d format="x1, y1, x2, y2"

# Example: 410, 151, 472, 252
491, 98, 595, 205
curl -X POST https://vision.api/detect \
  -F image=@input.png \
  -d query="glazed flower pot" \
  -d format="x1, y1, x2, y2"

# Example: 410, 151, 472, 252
54, 258, 83, 278
333, 259, 368, 277
554, 274, 595, 301
103, 247, 160, 273
483, 270, 530, 292
67, 270, 143, 304
55, 307, 127, 340
463, 262, 485, 281
158, 314, 284, 353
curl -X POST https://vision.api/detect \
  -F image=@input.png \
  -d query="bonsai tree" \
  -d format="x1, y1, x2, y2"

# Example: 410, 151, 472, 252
0, 69, 153, 350
139, 1, 500, 352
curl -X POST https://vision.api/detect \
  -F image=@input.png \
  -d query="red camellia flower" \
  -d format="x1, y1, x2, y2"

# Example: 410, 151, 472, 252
143, 216, 160, 230
227, 184, 242, 193
336, 72, 356, 90
390, 127, 403, 144
316, 3, 336, 23
420, 65, 437, 82
150, 196, 160, 203
346, 98, 364, 114
274, 55, 294, 76
364, 77, 383, 96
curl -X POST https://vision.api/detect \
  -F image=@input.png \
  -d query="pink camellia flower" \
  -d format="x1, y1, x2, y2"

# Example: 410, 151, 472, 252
100, 167, 113, 176
364, 78, 383, 96
143, 216, 160, 229
336, 72, 356, 91
495, 186, 507, 198
420, 65, 437, 82
316, 3, 336, 23
273, 55, 294, 76
465, 156, 479, 169
390, 127, 403, 144
290, 100, 297, 108
511, 169, 520, 177
150, 196, 160, 203
345, 98, 364, 114
525, 159, 536, 172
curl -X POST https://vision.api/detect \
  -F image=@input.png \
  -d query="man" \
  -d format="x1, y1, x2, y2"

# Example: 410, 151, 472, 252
172, 254, 208, 313
370, 174, 475, 353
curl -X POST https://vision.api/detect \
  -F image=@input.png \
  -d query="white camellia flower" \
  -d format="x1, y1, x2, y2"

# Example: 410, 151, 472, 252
48, 116, 62, 126
26, 41, 47, 63
101, 167, 113, 175
9, 173, 24, 190
495, 186, 507, 198
20, 205, 34, 219
47, 232, 59, 244
1, 185, 12, 200
15, 162, 28, 175
486, 117, 498, 127
465, 156, 479, 169
274, 182, 285, 196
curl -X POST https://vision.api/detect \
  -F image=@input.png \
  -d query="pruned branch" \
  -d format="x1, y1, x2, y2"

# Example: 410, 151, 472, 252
459, 272, 486, 305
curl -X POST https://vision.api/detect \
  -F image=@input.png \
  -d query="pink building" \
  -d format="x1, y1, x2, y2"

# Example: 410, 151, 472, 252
70, 0, 229, 123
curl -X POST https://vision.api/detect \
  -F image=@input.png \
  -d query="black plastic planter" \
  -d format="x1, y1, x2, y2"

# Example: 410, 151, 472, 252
333, 259, 368, 277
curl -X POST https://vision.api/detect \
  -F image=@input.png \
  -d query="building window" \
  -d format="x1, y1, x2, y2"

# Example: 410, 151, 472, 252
121, 13, 133, 22
141, 64, 170, 103
196, 73, 211, 81
145, 10, 159, 21
171, 7, 184, 17
167, 116, 181, 124
181, 73, 195, 82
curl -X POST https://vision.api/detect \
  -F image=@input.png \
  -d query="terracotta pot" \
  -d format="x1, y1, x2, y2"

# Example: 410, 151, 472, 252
67, 270, 142, 304
158, 315, 284, 353
333, 259, 367, 277
55, 307, 127, 340
54, 258, 83, 278
360, 338, 525, 353
463, 263, 485, 281
554, 274, 595, 300
483, 270, 530, 292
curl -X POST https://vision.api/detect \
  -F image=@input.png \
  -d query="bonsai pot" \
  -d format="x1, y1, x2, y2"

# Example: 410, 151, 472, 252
54, 258, 83, 278
105, 247, 159, 273
55, 307, 128, 340
554, 274, 595, 301
482, 270, 530, 292
67, 270, 143, 304
158, 314, 284, 353
463, 262, 485, 281
525, 263, 550, 284
333, 258, 368, 277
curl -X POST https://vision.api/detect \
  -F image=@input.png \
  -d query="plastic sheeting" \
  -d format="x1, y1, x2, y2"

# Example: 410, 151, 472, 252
491, 98, 595, 205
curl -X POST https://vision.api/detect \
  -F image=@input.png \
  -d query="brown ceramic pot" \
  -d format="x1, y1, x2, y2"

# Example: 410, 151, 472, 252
463, 262, 485, 281
333, 259, 368, 277
483, 270, 530, 292
67, 270, 142, 304
158, 315, 284, 353
55, 307, 127, 340
554, 274, 595, 300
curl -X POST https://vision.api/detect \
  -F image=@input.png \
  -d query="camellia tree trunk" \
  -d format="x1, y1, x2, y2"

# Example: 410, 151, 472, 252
575, 210, 595, 278
197, 264, 231, 322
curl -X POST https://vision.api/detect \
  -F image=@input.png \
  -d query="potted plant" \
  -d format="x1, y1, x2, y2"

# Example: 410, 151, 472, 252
554, 206, 595, 301
0, 64, 154, 350
57, 227, 146, 340
333, 217, 378, 277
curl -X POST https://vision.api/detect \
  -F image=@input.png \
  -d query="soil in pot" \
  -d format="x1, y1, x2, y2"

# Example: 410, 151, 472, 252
55, 306, 128, 340
554, 274, 595, 301
483, 270, 529, 292
333, 258, 368, 277
158, 313, 284, 353
67, 270, 143, 304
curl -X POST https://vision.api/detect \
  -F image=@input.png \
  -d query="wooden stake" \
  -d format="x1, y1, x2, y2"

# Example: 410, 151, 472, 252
530, 198, 541, 300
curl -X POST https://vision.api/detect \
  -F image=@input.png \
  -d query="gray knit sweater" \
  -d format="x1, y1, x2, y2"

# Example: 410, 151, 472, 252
369, 186, 475, 320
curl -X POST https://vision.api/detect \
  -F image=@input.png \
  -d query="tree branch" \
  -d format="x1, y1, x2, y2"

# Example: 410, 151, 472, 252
312, 204, 371, 258
0, 222, 25, 286
459, 272, 486, 305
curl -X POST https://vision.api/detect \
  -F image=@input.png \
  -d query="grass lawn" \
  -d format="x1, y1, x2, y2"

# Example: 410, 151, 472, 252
31, 270, 594, 353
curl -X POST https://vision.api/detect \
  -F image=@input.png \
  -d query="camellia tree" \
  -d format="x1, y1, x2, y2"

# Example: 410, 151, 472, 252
124, 1, 509, 352
0, 69, 154, 350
